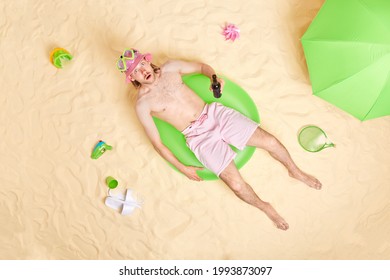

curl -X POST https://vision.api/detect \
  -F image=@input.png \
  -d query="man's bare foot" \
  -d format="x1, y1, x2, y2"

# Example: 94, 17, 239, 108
263, 202, 289, 230
289, 170, 322, 190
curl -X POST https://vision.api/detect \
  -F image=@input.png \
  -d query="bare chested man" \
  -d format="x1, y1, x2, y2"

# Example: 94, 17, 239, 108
116, 48, 322, 230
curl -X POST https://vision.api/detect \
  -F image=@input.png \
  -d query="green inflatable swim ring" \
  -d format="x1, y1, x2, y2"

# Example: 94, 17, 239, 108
153, 73, 260, 180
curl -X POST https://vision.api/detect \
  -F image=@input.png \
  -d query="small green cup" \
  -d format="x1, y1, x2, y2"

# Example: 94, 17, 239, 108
106, 176, 118, 189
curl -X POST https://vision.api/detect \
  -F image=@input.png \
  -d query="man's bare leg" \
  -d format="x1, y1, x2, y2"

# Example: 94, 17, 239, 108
219, 162, 289, 230
247, 127, 322, 190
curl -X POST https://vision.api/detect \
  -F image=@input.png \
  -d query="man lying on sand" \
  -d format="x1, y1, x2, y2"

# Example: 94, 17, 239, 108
116, 48, 322, 230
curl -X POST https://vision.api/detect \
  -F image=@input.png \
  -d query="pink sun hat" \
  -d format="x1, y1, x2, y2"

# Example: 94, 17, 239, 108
116, 48, 152, 82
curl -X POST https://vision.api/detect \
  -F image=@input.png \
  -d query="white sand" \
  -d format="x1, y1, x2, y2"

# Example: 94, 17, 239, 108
1, 0, 389, 259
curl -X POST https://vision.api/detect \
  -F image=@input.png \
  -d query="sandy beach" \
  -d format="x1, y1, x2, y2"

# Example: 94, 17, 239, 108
0, 0, 389, 259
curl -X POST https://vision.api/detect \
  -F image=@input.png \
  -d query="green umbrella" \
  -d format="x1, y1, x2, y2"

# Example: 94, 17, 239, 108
301, 0, 390, 121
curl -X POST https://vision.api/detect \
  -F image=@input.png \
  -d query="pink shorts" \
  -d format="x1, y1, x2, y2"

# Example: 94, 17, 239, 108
182, 102, 258, 176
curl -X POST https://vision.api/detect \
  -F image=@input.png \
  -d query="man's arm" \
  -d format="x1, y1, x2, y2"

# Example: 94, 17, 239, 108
163, 60, 225, 92
135, 101, 203, 181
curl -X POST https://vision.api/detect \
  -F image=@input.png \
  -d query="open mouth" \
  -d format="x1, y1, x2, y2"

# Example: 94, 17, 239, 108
145, 73, 151, 80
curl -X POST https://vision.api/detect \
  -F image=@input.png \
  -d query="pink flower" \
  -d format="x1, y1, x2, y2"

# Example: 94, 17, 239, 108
222, 23, 240, 42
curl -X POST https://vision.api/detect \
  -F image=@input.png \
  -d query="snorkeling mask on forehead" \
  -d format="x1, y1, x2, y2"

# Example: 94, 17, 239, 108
116, 49, 139, 72
117, 48, 153, 83
116, 48, 152, 74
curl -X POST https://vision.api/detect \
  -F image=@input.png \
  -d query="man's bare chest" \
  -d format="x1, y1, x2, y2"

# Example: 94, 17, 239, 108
151, 76, 184, 103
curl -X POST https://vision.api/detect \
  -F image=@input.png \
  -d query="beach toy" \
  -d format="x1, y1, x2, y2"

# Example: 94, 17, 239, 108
106, 176, 119, 189
153, 73, 260, 180
211, 74, 221, 98
298, 125, 335, 152
222, 23, 240, 42
50, 48, 73, 68
91, 140, 112, 159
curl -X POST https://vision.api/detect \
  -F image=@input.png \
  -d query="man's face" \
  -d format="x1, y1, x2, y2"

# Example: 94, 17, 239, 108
128, 59, 155, 84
